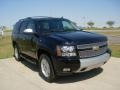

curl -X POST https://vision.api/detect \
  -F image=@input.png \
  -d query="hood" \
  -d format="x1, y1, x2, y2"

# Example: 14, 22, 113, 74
48, 31, 107, 45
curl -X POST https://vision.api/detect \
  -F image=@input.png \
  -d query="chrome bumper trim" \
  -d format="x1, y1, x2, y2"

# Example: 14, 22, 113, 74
75, 53, 110, 73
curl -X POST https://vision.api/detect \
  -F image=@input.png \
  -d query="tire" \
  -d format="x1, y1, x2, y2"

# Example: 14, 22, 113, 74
38, 54, 56, 82
14, 45, 21, 61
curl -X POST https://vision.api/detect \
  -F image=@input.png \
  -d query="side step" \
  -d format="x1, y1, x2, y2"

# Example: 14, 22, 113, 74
20, 55, 37, 65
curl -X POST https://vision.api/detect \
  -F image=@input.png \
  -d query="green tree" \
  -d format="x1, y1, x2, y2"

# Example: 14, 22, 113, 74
87, 21, 94, 28
106, 21, 115, 28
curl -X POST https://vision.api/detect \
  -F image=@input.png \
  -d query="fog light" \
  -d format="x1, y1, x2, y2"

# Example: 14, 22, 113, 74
63, 68, 71, 72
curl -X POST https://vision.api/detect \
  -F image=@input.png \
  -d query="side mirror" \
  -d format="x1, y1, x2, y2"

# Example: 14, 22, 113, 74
23, 28, 34, 34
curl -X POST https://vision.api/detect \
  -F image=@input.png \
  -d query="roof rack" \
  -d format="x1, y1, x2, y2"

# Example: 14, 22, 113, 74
27, 16, 54, 19
19, 16, 63, 21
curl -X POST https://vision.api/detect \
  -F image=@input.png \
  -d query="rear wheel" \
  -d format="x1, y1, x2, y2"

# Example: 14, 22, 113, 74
38, 54, 56, 82
14, 45, 21, 61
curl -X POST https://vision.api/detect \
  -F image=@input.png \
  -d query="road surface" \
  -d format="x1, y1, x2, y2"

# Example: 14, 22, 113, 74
0, 57, 120, 90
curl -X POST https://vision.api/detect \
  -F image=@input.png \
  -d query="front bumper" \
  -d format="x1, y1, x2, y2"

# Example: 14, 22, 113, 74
53, 49, 111, 75
74, 53, 110, 73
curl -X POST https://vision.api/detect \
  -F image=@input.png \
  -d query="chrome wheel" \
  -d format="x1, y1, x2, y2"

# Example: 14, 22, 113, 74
15, 47, 19, 59
41, 58, 50, 78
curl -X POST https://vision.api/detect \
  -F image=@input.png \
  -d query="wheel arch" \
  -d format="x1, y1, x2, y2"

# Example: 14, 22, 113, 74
37, 48, 56, 73
37, 48, 53, 60
12, 41, 17, 48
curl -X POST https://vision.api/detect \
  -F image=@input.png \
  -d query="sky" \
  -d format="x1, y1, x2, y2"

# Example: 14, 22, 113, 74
0, 0, 120, 28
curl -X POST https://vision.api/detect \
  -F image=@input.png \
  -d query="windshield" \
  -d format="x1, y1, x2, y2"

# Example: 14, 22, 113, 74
35, 19, 80, 33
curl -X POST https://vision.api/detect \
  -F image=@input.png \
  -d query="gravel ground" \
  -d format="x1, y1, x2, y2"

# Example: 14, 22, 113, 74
0, 57, 120, 90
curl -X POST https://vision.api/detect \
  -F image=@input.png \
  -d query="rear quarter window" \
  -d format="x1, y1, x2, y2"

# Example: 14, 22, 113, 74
13, 21, 22, 34
19, 21, 28, 33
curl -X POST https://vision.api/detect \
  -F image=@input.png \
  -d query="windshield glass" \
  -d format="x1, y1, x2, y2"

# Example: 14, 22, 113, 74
62, 20, 80, 31
35, 19, 80, 33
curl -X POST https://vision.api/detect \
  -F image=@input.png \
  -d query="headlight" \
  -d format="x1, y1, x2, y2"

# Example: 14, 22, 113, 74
56, 46, 76, 56
61, 46, 74, 52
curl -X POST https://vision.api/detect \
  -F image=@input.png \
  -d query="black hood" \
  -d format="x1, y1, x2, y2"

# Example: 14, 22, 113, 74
48, 31, 107, 45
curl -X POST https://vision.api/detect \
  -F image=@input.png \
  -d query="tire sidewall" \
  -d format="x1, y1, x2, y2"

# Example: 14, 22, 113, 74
38, 54, 55, 82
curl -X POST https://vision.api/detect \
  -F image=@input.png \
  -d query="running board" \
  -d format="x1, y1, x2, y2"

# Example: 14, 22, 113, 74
20, 55, 36, 65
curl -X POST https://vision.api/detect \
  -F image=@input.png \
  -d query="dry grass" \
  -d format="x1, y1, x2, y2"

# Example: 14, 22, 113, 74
0, 36, 13, 59
94, 31, 120, 58
0, 30, 120, 59
109, 45, 120, 58
98, 31, 120, 36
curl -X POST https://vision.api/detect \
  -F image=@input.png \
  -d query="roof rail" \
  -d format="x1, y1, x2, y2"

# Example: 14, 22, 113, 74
33, 16, 52, 17
19, 16, 63, 21
29, 16, 54, 19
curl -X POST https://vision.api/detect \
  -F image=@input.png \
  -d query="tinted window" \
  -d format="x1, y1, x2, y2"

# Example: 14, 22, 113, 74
43, 22, 49, 30
13, 21, 22, 33
20, 21, 28, 33
35, 19, 79, 33
36, 21, 50, 31
27, 21, 35, 30
50, 20, 62, 30
62, 21, 75, 30
35, 20, 62, 32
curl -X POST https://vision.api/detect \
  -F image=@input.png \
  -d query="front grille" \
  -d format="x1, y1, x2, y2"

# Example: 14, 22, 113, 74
77, 41, 107, 58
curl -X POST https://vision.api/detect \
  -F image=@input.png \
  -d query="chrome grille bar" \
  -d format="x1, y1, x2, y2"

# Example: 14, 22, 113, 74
77, 41, 107, 49
77, 41, 107, 58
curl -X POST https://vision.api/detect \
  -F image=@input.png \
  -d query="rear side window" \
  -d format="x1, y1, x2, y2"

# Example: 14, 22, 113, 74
13, 21, 22, 34
19, 21, 28, 33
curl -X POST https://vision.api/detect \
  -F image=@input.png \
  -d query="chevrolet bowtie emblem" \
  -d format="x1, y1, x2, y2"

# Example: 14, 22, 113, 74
92, 46, 99, 51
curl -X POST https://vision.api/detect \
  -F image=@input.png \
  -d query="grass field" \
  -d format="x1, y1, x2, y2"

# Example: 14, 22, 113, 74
94, 31, 120, 36
0, 36, 13, 59
0, 30, 120, 59
109, 45, 120, 58
89, 30, 120, 58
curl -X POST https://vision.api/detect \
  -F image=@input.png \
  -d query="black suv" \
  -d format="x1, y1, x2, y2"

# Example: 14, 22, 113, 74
12, 16, 111, 82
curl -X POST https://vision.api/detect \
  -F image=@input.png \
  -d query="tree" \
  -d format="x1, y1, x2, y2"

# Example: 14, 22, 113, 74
0, 26, 7, 31
106, 21, 115, 28
87, 21, 94, 28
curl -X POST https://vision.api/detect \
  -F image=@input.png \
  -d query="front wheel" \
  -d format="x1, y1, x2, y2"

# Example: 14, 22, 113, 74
38, 54, 56, 82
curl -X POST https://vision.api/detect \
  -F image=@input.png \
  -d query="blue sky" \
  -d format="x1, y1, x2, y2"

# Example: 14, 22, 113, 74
0, 0, 120, 28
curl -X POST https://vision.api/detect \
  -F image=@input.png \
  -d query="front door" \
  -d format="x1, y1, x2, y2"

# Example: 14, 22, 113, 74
23, 20, 37, 59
